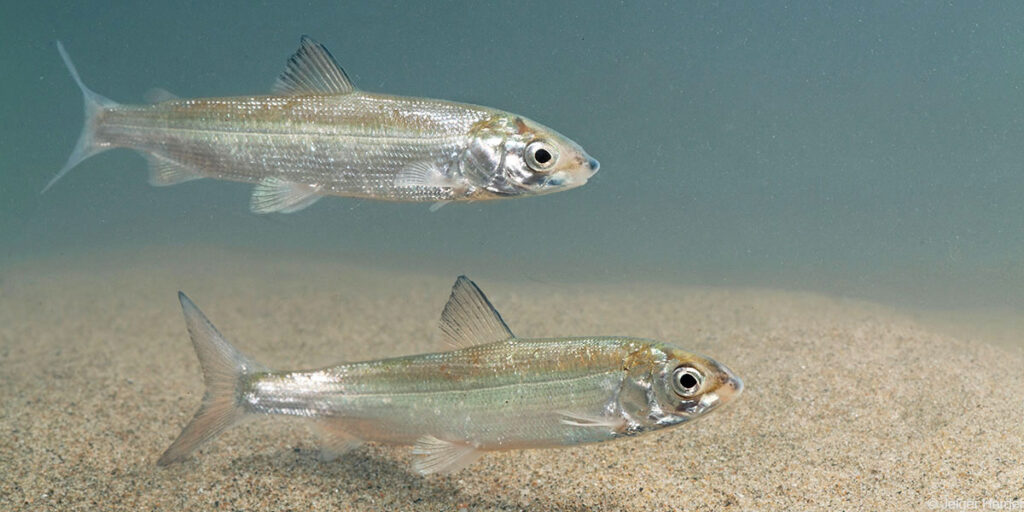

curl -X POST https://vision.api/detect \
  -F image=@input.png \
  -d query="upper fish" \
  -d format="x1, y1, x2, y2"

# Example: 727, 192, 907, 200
47, 37, 600, 213
158, 277, 743, 475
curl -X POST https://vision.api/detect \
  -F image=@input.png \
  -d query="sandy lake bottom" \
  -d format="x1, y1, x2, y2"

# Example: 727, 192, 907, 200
2, 246, 1022, 511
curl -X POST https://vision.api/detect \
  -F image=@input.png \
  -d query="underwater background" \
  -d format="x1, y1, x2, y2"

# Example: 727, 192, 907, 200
3, 2, 1024, 510
3, 1, 1024, 336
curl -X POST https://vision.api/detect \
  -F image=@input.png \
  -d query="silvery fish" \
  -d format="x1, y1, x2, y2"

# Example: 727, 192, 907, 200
48, 37, 599, 213
159, 277, 743, 475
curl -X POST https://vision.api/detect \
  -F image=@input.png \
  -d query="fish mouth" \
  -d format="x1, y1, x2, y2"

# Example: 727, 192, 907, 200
693, 374, 742, 416
717, 372, 744, 404
531, 156, 597, 192
704, 357, 743, 408
572, 155, 599, 180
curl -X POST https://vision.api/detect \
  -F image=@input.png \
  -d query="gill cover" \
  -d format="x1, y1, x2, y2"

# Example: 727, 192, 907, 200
458, 117, 515, 195
614, 344, 744, 435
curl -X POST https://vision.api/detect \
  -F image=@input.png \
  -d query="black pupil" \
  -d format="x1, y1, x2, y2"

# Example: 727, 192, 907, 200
678, 372, 698, 390
534, 148, 552, 164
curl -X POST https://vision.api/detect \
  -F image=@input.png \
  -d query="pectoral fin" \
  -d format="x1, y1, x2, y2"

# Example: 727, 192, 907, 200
557, 411, 627, 431
146, 154, 204, 186
411, 435, 484, 475
428, 201, 450, 212
394, 161, 452, 189
250, 177, 323, 214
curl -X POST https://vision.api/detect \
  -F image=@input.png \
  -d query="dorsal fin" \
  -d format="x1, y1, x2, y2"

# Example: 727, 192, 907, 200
273, 36, 355, 95
439, 276, 514, 349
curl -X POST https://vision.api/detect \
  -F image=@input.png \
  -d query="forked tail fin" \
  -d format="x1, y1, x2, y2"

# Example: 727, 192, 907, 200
43, 41, 119, 193
157, 292, 267, 466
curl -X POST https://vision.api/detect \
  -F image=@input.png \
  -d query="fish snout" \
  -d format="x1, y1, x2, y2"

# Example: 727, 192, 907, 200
555, 154, 599, 189
569, 155, 599, 184
716, 367, 743, 404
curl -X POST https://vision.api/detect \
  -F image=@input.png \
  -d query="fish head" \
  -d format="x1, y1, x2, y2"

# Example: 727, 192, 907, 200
620, 343, 743, 432
461, 115, 599, 198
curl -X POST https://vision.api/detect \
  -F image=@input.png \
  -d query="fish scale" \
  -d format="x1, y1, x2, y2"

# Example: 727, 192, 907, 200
47, 37, 599, 211
158, 277, 742, 475
96, 95, 476, 200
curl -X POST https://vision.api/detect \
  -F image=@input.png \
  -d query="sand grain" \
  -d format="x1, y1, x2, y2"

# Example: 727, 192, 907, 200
2, 248, 1022, 511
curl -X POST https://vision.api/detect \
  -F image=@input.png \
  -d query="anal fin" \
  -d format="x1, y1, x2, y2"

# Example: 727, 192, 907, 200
411, 435, 484, 476
250, 177, 323, 214
314, 422, 363, 462
146, 153, 204, 186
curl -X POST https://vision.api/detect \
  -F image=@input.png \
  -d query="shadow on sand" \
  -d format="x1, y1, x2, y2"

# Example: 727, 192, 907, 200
221, 445, 614, 511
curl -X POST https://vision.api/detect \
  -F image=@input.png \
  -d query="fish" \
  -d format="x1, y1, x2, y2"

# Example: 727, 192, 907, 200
158, 277, 743, 475
48, 37, 600, 213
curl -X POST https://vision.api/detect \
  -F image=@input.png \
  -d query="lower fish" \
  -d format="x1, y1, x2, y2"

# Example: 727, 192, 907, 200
48, 37, 599, 213
159, 277, 743, 475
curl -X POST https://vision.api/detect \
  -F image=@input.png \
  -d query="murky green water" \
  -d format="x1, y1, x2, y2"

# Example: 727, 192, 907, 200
2, 1, 1022, 342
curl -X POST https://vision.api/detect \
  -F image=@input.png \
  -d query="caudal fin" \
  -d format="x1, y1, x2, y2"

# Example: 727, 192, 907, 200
157, 293, 266, 466
42, 41, 119, 193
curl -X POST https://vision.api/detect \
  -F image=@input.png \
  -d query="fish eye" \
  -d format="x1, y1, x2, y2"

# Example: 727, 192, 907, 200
525, 141, 558, 172
671, 366, 704, 398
